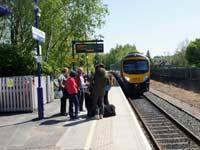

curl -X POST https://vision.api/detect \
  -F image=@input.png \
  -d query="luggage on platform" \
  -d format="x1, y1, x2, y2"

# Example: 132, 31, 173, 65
103, 104, 116, 117
85, 92, 94, 117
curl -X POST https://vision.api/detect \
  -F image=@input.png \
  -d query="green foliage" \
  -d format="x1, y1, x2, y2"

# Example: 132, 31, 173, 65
171, 48, 188, 67
146, 50, 153, 66
0, 44, 36, 77
93, 53, 104, 66
102, 44, 138, 69
39, 0, 109, 70
186, 39, 200, 67
41, 61, 53, 75
152, 40, 189, 68
0, 0, 109, 76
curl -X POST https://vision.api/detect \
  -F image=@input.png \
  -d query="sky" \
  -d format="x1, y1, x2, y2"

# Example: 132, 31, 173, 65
97, 0, 200, 57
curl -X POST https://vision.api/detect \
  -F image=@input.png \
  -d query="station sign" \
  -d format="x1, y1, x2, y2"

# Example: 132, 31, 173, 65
69, 58, 77, 63
76, 44, 103, 53
32, 26, 45, 42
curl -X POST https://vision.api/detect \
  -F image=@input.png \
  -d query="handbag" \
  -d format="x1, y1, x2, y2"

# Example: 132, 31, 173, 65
55, 89, 63, 99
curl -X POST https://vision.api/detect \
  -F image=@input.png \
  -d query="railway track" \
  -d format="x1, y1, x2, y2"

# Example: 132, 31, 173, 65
128, 96, 200, 150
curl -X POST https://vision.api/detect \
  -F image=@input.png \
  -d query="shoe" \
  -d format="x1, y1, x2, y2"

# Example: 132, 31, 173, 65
60, 113, 67, 116
73, 116, 79, 119
99, 114, 103, 119
95, 115, 99, 120
70, 116, 74, 120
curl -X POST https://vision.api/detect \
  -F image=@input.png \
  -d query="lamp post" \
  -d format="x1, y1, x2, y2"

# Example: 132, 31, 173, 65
86, 53, 89, 76
72, 41, 75, 70
34, 0, 44, 119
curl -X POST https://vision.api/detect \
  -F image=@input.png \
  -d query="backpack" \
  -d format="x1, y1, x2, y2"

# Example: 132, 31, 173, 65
103, 104, 116, 117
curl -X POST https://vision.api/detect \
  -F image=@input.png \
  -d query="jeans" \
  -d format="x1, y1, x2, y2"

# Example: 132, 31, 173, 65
68, 93, 79, 119
78, 88, 85, 111
92, 96, 104, 116
60, 89, 68, 114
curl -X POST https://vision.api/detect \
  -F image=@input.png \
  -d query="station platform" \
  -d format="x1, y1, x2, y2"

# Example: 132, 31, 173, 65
0, 86, 152, 150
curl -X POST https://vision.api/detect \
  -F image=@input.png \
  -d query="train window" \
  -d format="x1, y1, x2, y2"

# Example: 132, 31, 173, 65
123, 60, 148, 74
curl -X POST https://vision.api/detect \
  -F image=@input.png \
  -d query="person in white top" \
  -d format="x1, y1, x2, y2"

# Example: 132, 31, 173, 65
58, 67, 69, 115
77, 67, 86, 111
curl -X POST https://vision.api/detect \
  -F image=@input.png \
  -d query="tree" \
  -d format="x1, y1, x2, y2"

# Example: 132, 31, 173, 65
93, 53, 104, 66
186, 38, 200, 67
103, 44, 138, 69
0, 44, 36, 76
146, 50, 153, 66
172, 40, 189, 67
0, 0, 109, 76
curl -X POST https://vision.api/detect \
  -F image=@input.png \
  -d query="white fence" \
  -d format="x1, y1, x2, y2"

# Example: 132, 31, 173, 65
0, 76, 54, 112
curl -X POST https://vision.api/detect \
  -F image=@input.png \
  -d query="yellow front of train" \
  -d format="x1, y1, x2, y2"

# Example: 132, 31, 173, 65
121, 54, 150, 96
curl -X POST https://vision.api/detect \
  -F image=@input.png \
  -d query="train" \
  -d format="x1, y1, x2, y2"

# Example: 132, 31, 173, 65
110, 53, 150, 96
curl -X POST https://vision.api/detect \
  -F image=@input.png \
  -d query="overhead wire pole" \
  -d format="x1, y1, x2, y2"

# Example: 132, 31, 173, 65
34, 0, 44, 119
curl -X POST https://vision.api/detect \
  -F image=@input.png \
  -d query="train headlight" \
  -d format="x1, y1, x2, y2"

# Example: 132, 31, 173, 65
143, 76, 148, 82
125, 76, 130, 81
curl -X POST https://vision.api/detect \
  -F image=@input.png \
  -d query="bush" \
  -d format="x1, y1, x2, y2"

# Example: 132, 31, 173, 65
0, 44, 36, 77
41, 61, 52, 75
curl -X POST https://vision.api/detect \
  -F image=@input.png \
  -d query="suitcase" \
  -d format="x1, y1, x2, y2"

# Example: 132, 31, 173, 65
103, 104, 116, 117
85, 92, 94, 117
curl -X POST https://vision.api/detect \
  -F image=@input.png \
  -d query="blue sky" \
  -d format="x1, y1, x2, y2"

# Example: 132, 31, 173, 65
97, 0, 200, 57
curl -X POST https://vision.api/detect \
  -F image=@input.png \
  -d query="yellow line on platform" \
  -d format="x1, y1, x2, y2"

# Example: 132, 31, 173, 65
84, 120, 97, 150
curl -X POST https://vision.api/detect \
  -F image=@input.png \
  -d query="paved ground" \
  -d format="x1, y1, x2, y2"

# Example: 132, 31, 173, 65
0, 99, 81, 150
0, 87, 152, 150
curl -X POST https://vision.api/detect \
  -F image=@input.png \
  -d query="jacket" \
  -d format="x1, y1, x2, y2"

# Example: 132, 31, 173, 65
66, 77, 78, 94
91, 67, 107, 97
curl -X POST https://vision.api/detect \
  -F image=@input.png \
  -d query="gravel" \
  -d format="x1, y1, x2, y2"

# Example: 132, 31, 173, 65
144, 92, 200, 139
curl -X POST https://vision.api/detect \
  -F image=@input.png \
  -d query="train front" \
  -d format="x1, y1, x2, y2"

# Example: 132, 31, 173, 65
121, 55, 150, 96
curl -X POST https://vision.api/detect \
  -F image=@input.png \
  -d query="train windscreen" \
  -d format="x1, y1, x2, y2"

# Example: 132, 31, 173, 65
123, 60, 149, 74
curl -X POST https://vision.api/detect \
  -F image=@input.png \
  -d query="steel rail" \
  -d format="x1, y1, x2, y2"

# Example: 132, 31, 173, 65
113, 74, 200, 149
143, 93, 200, 147
127, 97, 162, 150
128, 95, 200, 149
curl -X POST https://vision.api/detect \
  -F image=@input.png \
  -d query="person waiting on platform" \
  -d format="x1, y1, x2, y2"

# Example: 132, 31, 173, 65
58, 67, 69, 116
66, 71, 79, 119
77, 67, 86, 111
104, 73, 115, 105
91, 63, 107, 120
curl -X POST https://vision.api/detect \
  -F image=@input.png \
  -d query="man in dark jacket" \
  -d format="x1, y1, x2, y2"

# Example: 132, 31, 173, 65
91, 63, 107, 119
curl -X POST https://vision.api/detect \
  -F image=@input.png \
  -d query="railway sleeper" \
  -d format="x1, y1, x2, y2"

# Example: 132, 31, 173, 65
141, 114, 163, 117
162, 142, 199, 149
145, 120, 169, 124
152, 129, 180, 134
147, 122, 173, 127
154, 133, 185, 139
158, 137, 189, 143
143, 117, 167, 121
150, 126, 177, 130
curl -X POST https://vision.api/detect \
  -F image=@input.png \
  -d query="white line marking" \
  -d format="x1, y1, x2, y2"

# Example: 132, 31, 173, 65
118, 87, 152, 150
84, 120, 97, 150
56, 128, 71, 147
